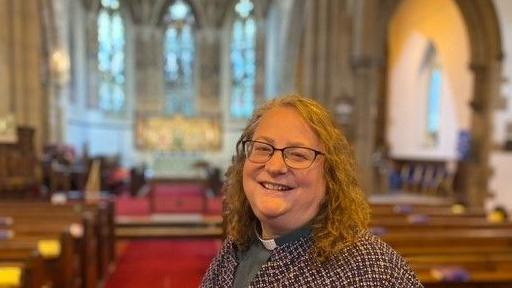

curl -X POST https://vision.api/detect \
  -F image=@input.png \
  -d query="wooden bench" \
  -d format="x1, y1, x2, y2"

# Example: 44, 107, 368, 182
0, 231, 77, 287
420, 271, 512, 288
0, 200, 115, 287
371, 216, 512, 234
0, 200, 115, 280
0, 253, 46, 288
368, 201, 512, 287
3, 214, 98, 288
371, 204, 485, 217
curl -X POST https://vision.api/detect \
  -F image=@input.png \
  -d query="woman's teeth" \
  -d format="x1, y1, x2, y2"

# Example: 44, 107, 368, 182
261, 182, 292, 191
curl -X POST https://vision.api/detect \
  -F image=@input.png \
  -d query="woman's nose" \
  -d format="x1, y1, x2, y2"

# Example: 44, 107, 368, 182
265, 151, 288, 173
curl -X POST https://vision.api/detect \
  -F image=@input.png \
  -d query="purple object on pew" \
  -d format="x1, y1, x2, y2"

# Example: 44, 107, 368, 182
393, 204, 413, 214
0, 217, 13, 226
431, 266, 471, 282
0, 229, 14, 240
406, 214, 430, 224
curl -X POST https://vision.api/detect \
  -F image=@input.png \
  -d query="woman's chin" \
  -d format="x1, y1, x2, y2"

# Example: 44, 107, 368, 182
255, 203, 289, 220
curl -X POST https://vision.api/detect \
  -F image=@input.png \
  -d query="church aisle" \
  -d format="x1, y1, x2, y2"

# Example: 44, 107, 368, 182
106, 239, 222, 288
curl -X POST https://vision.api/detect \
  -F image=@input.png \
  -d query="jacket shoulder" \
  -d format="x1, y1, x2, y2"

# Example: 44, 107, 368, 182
328, 231, 423, 287
200, 238, 239, 288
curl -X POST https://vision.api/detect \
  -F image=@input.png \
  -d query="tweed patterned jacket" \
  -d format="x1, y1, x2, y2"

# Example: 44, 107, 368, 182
201, 231, 423, 288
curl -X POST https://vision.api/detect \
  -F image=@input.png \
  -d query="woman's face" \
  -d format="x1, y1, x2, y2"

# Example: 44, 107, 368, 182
243, 106, 327, 238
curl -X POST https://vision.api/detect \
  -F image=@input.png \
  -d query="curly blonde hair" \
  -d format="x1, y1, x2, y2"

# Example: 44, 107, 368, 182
224, 94, 370, 262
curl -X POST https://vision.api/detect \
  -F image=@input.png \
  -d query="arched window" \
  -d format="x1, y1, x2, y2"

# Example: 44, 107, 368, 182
421, 42, 442, 146
97, 0, 126, 112
230, 0, 257, 119
163, 0, 196, 116
427, 67, 442, 143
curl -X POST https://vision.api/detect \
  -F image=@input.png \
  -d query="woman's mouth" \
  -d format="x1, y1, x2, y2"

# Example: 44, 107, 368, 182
260, 181, 293, 191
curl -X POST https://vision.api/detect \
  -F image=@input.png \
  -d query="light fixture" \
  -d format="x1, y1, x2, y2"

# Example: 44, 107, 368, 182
50, 48, 70, 85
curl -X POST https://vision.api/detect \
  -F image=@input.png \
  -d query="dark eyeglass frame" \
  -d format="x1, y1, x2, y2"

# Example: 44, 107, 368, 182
242, 140, 325, 169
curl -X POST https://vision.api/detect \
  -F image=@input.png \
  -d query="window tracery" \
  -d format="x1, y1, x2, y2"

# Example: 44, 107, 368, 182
230, 0, 257, 119
163, 0, 197, 116
97, 0, 126, 112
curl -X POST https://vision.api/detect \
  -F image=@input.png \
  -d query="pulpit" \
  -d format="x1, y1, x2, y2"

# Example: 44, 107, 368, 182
0, 127, 38, 198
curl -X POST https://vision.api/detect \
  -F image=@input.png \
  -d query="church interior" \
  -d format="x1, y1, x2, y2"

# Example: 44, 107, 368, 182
1, 0, 512, 287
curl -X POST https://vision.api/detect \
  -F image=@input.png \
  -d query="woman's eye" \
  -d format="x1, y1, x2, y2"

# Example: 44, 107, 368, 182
289, 151, 307, 160
254, 145, 272, 153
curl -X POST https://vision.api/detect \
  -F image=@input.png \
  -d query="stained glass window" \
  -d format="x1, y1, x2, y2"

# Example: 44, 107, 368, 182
97, 0, 125, 112
163, 0, 196, 116
230, 0, 257, 119
427, 67, 442, 144
421, 42, 442, 146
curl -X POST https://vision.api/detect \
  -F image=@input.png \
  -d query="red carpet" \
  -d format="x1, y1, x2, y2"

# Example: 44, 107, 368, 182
152, 183, 205, 213
116, 194, 151, 216
115, 183, 223, 216
106, 239, 222, 288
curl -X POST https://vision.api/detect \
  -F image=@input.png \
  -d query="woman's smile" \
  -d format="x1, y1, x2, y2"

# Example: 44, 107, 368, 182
259, 181, 293, 191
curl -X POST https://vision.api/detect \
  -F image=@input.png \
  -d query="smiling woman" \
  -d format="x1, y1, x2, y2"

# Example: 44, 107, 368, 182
241, 106, 327, 240
201, 94, 423, 288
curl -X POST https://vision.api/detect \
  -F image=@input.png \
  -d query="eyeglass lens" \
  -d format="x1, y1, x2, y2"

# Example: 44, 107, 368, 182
245, 141, 317, 169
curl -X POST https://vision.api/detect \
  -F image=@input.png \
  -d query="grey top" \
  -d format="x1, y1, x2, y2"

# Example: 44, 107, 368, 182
233, 226, 312, 288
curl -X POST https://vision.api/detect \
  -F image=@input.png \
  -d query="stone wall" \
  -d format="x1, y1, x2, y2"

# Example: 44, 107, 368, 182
0, 0, 46, 154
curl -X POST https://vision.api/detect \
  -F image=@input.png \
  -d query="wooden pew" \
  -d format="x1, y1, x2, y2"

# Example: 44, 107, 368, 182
371, 217, 512, 233
371, 204, 486, 217
4, 214, 97, 288
0, 231, 77, 287
371, 203, 512, 288
0, 200, 115, 282
382, 229, 512, 255
420, 271, 512, 288
0, 253, 46, 288
373, 213, 488, 224
0, 199, 115, 287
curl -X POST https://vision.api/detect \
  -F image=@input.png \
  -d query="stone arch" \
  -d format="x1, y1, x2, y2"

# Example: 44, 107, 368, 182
354, 0, 502, 206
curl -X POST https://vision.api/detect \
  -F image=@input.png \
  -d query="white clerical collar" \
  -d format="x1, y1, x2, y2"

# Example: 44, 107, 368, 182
255, 227, 277, 250
255, 224, 312, 251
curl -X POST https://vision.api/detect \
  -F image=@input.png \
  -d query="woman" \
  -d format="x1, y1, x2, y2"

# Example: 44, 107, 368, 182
201, 95, 422, 287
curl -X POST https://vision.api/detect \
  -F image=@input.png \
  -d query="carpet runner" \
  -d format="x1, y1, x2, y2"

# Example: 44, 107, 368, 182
106, 239, 222, 288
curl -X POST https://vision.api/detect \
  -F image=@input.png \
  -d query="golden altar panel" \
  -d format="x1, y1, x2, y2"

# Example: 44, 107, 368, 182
135, 115, 221, 151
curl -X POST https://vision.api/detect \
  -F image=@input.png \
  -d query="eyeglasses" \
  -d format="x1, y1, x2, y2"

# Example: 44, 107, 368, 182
243, 140, 324, 169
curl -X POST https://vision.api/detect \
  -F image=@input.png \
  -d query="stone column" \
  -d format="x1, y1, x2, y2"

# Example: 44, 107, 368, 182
266, 0, 305, 98
197, 27, 221, 116
45, 0, 72, 144
301, 0, 376, 189
133, 25, 164, 113
6, 0, 46, 152
462, 61, 500, 207
0, 0, 14, 116
85, 6, 99, 109
299, 0, 355, 116
351, 0, 384, 194
254, 7, 266, 107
